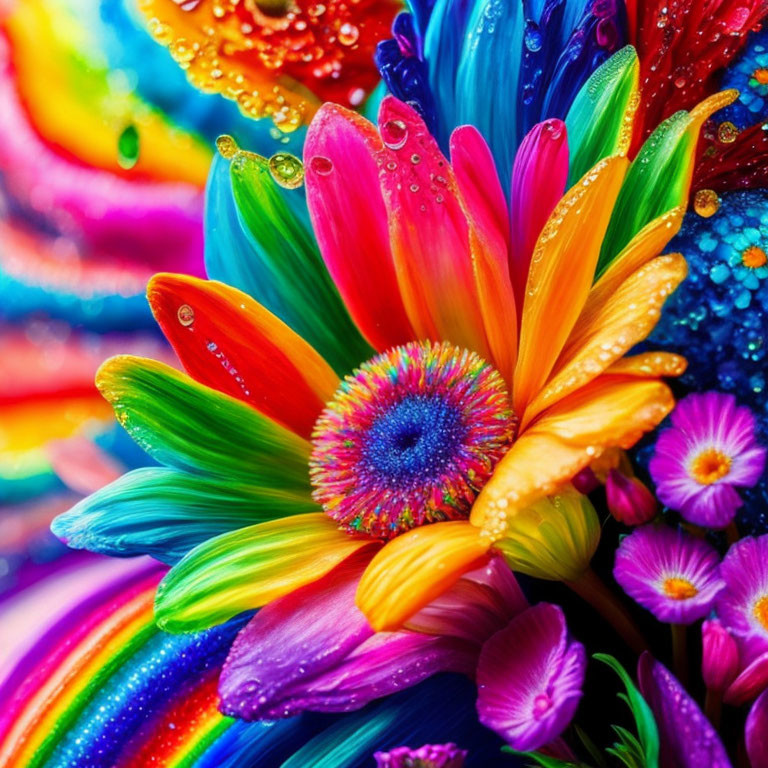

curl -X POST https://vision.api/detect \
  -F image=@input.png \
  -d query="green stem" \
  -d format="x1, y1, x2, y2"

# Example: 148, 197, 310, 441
671, 623, 688, 686
566, 568, 648, 656
704, 688, 722, 729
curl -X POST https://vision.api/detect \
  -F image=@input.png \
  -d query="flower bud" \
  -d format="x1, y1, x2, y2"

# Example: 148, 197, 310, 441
702, 618, 739, 692
572, 466, 600, 494
606, 469, 657, 526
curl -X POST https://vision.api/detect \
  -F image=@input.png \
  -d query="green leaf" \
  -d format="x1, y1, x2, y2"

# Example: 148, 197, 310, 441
565, 45, 639, 185
594, 654, 659, 768
574, 725, 609, 768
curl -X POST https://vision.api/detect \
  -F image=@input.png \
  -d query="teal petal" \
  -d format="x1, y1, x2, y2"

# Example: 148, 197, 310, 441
97, 356, 311, 490
204, 151, 372, 374
52, 467, 317, 565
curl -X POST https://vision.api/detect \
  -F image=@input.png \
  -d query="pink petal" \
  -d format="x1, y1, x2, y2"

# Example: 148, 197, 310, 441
47, 436, 124, 495
376, 97, 490, 358
450, 125, 518, 383
509, 120, 569, 313
747, 689, 768, 768
304, 104, 413, 351
476, 603, 585, 751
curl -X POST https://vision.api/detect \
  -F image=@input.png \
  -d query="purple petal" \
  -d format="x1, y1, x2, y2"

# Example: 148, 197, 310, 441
638, 653, 732, 768
219, 551, 374, 720
746, 689, 768, 768
476, 603, 585, 752
725, 649, 768, 706
374, 743, 467, 767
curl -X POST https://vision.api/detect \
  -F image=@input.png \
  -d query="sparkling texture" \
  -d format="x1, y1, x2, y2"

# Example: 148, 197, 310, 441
647, 189, 768, 532
310, 341, 516, 539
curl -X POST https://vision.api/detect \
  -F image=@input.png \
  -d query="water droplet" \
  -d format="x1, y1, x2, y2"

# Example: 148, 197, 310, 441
717, 121, 739, 143
216, 135, 239, 159
117, 124, 140, 169
268, 152, 305, 189
309, 155, 333, 175
410, 153, 421, 164
693, 189, 720, 218
524, 20, 543, 52
177, 304, 195, 326
170, 38, 196, 64
338, 22, 359, 46
381, 119, 408, 150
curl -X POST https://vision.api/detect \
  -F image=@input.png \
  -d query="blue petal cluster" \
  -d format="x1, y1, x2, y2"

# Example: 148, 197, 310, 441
719, 27, 768, 130
648, 189, 768, 533
376, 0, 627, 181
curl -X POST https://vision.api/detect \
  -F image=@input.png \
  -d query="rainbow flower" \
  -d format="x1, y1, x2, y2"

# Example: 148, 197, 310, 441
649, 392, 767, 529
613, 524, 725, 624
53, 44, 728, 720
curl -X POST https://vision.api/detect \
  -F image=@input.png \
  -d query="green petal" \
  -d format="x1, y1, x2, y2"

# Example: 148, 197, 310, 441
211, 148, 373, 374
596, 111, 694, 276
154, 513, 373, 632
565, 45, 639, 186
52, 467, 317, 564
97, 355, 311, 489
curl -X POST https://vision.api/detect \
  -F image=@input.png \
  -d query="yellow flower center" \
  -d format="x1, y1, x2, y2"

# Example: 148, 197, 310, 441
742, 245, 768, 269
663, 577, 698, 601
754, 595, 768, 631
689, 448, 732, 485
753, 68, 768, 85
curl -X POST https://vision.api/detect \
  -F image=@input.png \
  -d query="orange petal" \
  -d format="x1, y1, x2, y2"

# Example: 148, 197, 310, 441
355, 521, 491, 631
472, 376, 674, 535
522, 253, 687, 425
148, 273, 338, 438
606, 352, 687, 378
589, 206, 685, 309
513, 156, 629, 415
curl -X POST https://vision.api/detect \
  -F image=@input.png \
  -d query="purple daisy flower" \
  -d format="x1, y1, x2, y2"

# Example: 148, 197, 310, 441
613, 525, 725, 624
475, 603, 585, 752
649, 391, 766, 529
374, 743, 468, 767
718, 535, 768, 647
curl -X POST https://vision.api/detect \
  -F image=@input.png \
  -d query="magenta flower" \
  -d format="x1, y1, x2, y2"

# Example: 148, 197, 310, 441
475, 603, 585, 752
746, 689, 768, 768
218, 553, 526, 719
649, 392, 766, 529
613, 525, 725, 624
718, 535, 768, 644
638, 653, 732, 768
374, 744, 467, 767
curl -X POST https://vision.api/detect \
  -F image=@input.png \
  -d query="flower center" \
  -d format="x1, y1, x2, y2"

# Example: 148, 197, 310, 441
742, 245, 767, 269
310, 341, 516, 539
532, 693, 553, 719
754, 595, 768, 631
663, 577, 698, 601
753, 68, 768, 85
689, 448, 732, 485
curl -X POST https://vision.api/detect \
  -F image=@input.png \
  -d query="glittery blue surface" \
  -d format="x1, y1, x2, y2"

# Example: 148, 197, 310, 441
720, 27, 768, 130
646, 189, 768, 534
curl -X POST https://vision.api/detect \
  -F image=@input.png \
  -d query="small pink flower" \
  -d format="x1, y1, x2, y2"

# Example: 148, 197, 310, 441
374, 743, 467, 767
701, 619, 739, 692
649, 392, 766, 529
606, 469, 657, 526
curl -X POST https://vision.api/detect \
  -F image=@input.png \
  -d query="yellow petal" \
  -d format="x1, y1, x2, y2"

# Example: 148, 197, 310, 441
589, 206, 685, 310
155, 513, 375, 632
472, 376, 674, 535
522, 253, 687, 425
513, 156, 628, 415
355, 521, 491, 631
